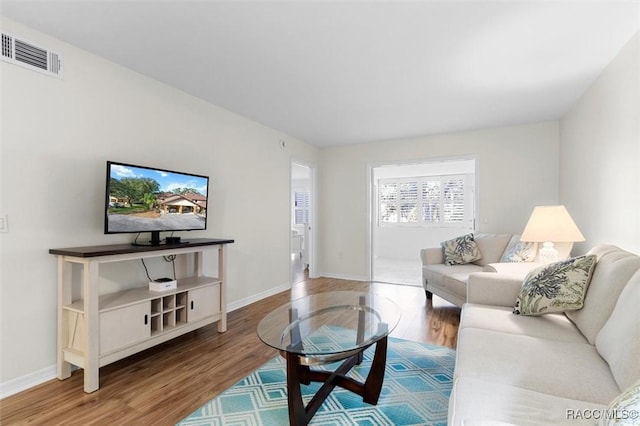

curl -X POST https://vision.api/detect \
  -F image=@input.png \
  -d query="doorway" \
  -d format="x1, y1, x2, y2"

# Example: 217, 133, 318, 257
370, 158, 476, 286
291, 162, 315, 284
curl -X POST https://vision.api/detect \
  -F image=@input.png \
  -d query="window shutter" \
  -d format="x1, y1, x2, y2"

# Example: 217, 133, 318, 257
378, 174, 471, 227
379, 182, 398, 223
443, 178, 465, 223
422, 180, 441, 223
398, 181, 418, 223
294, 191, 310, 224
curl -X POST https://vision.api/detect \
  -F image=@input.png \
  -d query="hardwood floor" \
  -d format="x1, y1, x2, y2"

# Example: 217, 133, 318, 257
0, 277, 460, 425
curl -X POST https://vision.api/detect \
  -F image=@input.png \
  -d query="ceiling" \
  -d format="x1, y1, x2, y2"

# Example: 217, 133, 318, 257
2, 1, 639, 147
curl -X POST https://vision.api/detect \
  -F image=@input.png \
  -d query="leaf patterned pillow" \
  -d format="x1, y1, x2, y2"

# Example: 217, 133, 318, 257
599, 382, 640, 425
441, 233, 482, 265
500, 237, 538, 263
513, 255, 597, 316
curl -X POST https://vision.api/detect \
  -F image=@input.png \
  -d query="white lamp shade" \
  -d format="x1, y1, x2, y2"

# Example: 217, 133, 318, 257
520, 205, 585, 243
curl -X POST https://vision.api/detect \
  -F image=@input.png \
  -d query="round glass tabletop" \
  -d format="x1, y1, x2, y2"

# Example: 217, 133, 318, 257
257, 291, 401, 359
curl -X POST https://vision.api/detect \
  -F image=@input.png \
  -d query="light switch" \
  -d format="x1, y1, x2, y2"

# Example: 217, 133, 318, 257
0, 214, 7, 233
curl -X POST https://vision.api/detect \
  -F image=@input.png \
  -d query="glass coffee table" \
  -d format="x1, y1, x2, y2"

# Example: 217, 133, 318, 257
257, 291, 401, 425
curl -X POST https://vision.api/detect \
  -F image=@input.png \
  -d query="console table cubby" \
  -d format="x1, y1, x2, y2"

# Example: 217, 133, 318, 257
49, 238, 234, 393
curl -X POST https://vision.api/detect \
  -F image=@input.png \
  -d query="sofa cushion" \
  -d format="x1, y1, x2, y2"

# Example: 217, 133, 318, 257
444, 272, 474, 298
449, 377, 608, 426
513, 255, 596, 316
455, 328, 621, 404
460, 304, 588, 343
467, 273, 528, 307
423, 263, 483, 287
483, 262, 540, 276
566, 245, 640, 344
473, 233, 512, 266
595, 270, 640, 391
441, 233, 482, 265
500, 235, 538, 262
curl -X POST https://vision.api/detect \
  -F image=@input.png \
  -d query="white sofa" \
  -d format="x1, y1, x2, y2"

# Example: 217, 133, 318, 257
421, 233, 569, 307
449, 244, 640, 425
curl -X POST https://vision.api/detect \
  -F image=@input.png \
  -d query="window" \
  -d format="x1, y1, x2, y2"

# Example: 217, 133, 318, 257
378, 174, 471, 226
294, 191, 310, 225
379, 182, 397, 223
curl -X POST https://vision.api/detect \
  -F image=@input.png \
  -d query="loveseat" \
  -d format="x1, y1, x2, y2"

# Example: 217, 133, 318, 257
449, 244, 640, 425
421, 233, 571, 307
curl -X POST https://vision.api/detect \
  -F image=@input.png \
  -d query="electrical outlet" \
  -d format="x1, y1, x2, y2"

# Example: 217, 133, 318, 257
0, 214, 8, 233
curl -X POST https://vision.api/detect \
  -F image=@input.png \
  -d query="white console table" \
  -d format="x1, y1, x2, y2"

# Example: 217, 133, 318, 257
49, 238, 234, 393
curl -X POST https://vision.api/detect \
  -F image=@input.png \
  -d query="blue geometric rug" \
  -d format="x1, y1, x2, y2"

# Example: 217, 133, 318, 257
178, 336, 455, 425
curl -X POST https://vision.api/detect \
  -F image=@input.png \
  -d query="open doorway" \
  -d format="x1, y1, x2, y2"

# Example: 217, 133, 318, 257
370, 158, 476, 286
291, 162, 315, 284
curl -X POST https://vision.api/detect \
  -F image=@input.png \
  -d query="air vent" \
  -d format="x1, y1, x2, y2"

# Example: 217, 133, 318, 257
2, 34, 13, 59
1, 33, 63, 79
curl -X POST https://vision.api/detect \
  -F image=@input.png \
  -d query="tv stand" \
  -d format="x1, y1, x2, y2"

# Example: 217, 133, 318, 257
49, 238, 234, 393
150, 230, 161, 246
131, 230, 162, 246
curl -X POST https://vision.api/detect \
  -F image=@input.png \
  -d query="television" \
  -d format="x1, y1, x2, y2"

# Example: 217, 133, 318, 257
105, 161, 209, 246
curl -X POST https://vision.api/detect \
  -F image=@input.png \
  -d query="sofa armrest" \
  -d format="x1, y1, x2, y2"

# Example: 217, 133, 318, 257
483, 262, 540, 276
467, 272, 524, 307
421, 247, 444, 265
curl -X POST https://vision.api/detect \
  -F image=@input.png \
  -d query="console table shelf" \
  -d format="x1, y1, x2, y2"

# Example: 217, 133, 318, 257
50, 238, 234, 393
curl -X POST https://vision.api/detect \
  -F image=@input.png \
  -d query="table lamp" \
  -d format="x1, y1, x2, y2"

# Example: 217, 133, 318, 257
520, 205, 585, 264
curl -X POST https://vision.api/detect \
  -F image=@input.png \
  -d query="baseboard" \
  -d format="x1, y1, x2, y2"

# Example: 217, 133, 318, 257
0, 365, 58, 399
318, 272, 368, 282
1, 282, 292, 399
227, 282, 290, 312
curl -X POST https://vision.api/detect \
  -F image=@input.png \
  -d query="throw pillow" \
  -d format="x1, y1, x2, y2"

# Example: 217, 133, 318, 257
500, 235, 538, 262
513, 255, 597, 316
441, 233, 482, 265
599, 382, 640, 426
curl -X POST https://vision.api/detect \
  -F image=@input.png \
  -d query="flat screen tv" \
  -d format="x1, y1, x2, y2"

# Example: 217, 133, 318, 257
105, 161, 209, 246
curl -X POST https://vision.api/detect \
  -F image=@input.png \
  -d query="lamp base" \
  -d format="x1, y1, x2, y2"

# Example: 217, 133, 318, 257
539, 241, 559, 264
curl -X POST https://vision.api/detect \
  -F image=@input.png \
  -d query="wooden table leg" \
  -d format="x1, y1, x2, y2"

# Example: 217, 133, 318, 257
363, 335, 387, 404
282, 313, 391, 424
286, 352, 307, 426
284, 336, 389, 425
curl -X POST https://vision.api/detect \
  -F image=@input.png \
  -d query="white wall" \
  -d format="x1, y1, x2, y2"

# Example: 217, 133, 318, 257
318, 122, 560, 280
0, 18, 318, 391
560, 31, 640, 255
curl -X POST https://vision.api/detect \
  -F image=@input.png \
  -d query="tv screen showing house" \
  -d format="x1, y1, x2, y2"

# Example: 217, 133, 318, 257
105, 161, 209, 234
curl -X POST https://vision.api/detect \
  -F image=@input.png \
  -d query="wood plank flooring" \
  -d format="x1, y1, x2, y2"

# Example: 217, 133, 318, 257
0, 277, 460, 425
